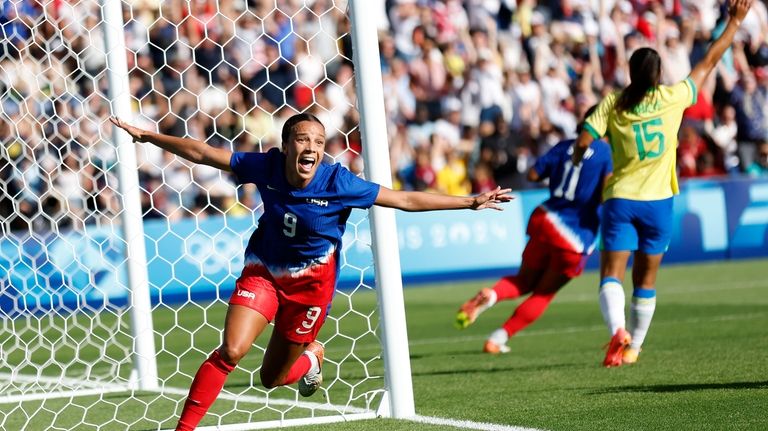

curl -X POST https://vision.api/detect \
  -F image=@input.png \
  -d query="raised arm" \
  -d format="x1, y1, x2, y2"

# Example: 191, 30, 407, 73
374, 186, 513, 212
110, 116, 233, 171
688, 0, 753, 91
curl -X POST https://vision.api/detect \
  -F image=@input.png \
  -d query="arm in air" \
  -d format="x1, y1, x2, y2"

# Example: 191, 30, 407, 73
688, 0, 753, 91
109, 116, 233, 172
374, 186, 513, 212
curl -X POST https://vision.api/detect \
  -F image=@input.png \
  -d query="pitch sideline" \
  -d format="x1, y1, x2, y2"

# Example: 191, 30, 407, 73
412, 414, 547, 431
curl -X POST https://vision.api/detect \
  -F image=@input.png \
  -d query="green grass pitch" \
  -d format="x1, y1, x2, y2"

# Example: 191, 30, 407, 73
3, 258, 767, 430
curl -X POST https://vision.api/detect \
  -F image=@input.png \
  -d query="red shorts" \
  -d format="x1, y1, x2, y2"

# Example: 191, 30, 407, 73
229, 254, 338, 343
524, 208, 589, 278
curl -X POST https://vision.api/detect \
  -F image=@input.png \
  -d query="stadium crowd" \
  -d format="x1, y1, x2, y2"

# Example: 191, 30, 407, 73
2, 0, 768, 232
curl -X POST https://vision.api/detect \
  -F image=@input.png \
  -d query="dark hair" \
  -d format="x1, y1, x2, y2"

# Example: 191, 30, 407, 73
615, 48, 661, 113
281, 113, 324, 144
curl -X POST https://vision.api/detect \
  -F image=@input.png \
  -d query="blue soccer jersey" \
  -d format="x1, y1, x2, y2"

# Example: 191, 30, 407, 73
230, 148, 380, 273
532, 139, 613, 253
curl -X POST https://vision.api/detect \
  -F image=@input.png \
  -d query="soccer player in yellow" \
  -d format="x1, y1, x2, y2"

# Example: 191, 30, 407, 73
572, 0, 753, 367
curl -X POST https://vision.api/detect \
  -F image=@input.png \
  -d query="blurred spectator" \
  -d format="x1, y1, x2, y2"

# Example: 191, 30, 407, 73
509, 64, 541, 134
408, 36, 447, 117
435, 145, 471, 196
710, 105, 741, 173
678, 125, 714, 178
249, 42, 295, 109
413, 145, 436, 191
730, 71, 768, 169
746, 141, 768, 177
696, 150, 727, 178
5, 0, 768, 237
480, 113, 531, 190
0, 0, 40, 59
434, 97, 463, 150
471, 162, 498, 193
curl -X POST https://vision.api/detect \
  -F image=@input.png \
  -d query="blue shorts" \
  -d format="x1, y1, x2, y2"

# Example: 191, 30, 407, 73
601, 197, 674, 254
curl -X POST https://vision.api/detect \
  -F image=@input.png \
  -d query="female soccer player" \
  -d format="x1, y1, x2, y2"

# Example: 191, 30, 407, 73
455, 108, 613, 354
110, 113, 512, 430
572, 0, 753, 367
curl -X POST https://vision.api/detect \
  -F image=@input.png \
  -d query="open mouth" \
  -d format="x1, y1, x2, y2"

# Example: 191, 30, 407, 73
298, 155, 317, 174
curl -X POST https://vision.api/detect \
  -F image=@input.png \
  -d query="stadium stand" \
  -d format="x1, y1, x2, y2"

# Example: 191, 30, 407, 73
2, 0, 768, 232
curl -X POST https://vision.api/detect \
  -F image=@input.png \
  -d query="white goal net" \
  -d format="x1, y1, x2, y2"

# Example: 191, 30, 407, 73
0, 0, 409, 429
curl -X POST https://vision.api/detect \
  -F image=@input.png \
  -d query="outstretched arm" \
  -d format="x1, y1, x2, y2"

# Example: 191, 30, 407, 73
688, 0, 752, 91
110, 116, 233, 171
374, 186, 513, 212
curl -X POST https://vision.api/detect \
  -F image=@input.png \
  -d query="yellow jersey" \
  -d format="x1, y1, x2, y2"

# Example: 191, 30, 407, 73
584, 78, 697, 201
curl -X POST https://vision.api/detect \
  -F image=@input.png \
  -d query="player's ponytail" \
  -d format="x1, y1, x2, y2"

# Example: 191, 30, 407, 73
615, 48, 661, 114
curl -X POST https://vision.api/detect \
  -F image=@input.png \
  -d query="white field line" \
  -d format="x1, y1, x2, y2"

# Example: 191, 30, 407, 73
0, 376, 374, 415
0, 372, 127, 404
412, 415, 547, 431
187, 412, 378, 431
160, 385, 372, 414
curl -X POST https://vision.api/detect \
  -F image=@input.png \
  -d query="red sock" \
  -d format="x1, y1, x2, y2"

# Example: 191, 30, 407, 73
492, 275, 531, 301
502, 292, 555, 337
280, 353, 311, 385
176, 350, 236, 431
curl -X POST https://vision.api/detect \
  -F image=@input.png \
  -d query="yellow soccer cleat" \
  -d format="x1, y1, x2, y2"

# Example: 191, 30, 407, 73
622, 347, 640, 365
455, 288, 495, 329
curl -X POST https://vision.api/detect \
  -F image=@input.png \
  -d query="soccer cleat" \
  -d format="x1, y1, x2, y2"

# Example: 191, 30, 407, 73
603, 328, 631, 368
483, 339, 511, 354
298, 341, 324, 397
622, 347, 640, 365
483, 328, 510, 354
455, 288, 495, 329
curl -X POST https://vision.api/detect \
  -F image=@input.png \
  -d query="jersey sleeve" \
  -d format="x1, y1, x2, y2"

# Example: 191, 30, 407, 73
229, 150, 273, 185
333, 166, 381, 209
583, 92, 617, 139
670, 78, 698, 107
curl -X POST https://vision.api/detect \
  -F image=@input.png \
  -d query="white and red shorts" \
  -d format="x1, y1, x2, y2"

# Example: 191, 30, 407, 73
229, 254, 337, 343
524, 208, 589, 279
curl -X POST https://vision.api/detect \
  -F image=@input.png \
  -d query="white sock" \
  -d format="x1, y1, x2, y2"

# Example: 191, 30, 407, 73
629, 288, 656, 350
304, 349, 319, 374
483, 289, 498, 310
488, 328, 509, 346
599, 278, 626, 336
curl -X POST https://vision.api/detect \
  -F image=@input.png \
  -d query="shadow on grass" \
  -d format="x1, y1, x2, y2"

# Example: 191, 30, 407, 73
409, 349, 480, 360
412, 361, 579, 378
591, 380, 768, 394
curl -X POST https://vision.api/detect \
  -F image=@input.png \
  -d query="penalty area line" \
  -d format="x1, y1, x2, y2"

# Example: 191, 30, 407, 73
411, 415, 547, 431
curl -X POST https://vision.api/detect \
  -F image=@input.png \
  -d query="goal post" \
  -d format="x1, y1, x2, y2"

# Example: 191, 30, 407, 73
103, 0, 158, 392
348, 0, 415, 419
0, 0, 414, 429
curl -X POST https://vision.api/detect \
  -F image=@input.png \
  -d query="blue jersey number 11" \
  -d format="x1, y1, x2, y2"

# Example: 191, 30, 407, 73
553, 160, 582, 201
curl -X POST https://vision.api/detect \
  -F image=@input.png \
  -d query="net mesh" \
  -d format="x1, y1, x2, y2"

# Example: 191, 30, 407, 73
0, 0, 385, 429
